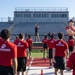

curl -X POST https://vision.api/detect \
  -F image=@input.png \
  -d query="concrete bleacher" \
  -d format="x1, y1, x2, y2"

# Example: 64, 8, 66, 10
0, 22, 68, 41
11, 22, 67, 41
0, 22, 13, 31
12, 22, 67, 34
12, 23, 35, 34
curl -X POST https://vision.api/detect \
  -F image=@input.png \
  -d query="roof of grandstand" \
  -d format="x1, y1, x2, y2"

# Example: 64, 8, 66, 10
15, 7, 68, 12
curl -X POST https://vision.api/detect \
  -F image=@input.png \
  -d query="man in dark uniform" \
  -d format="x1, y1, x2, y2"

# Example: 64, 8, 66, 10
35, 24, 40, 42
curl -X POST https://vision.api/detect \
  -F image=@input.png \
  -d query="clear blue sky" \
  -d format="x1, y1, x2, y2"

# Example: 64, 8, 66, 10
0, 0, 75, 18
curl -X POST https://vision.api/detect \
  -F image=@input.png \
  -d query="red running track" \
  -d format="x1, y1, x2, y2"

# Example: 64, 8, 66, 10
27, 58, 69, 67
27, 58, 50, 67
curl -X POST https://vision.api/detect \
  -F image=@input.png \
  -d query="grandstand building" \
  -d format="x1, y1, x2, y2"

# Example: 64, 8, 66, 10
13, 7, 69, 34
14, 7, 68, 23
0, 7, 69, 41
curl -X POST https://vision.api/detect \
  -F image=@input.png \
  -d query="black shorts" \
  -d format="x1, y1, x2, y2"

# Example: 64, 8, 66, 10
43, 44, 48, 49
69, 46, 74, 52
0, 66, 13, 75
17, 57, 27, 72
54, 56, 65, 70
49, 49, 53, 59
35, 32, 39, 36
29, 45, 32, 52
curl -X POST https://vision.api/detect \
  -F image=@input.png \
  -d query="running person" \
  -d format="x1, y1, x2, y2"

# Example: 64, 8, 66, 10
26, 35, 33, 58
48, 34, 56, 67
0, 29, 17, 75
14, 33, 28, 75
53, 32, 69, 75
68, 36, 74, 56
42, 34, 48, 58
35, 24, 40, 42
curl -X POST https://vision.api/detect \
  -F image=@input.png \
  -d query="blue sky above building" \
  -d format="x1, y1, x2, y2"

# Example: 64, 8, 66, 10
0, 0, 75, 18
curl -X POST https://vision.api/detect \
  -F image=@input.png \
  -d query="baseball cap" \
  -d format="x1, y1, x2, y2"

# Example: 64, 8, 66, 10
68, 19, 75, 23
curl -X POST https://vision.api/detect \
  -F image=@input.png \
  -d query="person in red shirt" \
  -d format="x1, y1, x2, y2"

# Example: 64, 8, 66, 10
42, 34, 48, 58
68, 36, 74, 56
0, 32, 2, 41
14, 33, 28, 75
66, 46, 75, 75
66, 19, 75, 37
53, 32, 69, 75
14, 36, 19, 44
26, 35, 33, 58
0, 29, 17, 75
48, 34, 56, 67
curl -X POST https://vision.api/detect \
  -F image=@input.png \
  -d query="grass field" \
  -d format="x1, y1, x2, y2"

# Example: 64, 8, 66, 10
31, 49, 48, 58
32, 49, 43, 53
31, 53, 43, 58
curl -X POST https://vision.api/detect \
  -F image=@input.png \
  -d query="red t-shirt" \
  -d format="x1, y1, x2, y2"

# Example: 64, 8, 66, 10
14, 40, 28, 57
66, 26, 75, 32
54, 40, 68, 57
26, 38, 33, 46
67, 52, 75, 75
0, 40, 17, 67
48, 38, 56, 49
14, 39, 19, 44
68, 39, 74, 46
0, 37, 2, 42
42, 38, 48, 44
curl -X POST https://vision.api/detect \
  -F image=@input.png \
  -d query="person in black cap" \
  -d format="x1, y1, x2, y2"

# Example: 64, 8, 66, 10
66, 19, 75, 36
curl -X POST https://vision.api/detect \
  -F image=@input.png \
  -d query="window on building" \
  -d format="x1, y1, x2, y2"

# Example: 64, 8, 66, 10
38, 14, 41, 18
42, 14, 49, 18
61, 14, 67, 18
33, 13, 48, 18
18, 14, 22, 18
33, 14, 35, 18
15, 14, 17, 18
24, 14, 26, 18
51, 13, 67, 18
51, 14, 53, 18
24, 14, 31, 18
51, 14, 57, 18
29, 14, 31, 18
33, 14, 39, 18
26, 14, 28, 18
17, 14, 19, 18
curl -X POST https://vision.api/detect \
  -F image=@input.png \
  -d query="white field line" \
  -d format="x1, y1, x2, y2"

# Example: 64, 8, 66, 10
26, 57, 34, 75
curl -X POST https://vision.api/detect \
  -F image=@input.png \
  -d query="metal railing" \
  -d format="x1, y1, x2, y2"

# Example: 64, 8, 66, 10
15, 7, 68, 12
0, 17, 14, 22
10, 34, 68, 42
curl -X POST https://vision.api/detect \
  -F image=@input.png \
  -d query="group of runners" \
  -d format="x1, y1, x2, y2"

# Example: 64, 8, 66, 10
0, 19, 75, 75
42, 19, 75, 75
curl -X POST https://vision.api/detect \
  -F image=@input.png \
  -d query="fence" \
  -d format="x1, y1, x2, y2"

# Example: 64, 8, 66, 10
10, 34, 68, 42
